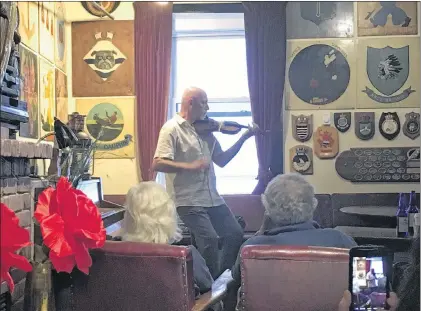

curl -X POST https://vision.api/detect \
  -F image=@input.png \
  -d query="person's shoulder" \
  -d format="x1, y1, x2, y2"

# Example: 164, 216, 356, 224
162, 118, 178, 129
160, 119, 180, 135
241, 235, 276, 249
320, 228, 357, 248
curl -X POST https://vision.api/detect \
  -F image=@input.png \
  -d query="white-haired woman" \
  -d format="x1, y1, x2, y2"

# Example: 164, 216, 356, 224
119, 181, 214, 295
232, 173, 357, 283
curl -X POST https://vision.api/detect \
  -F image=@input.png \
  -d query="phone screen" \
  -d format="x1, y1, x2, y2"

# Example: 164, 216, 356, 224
351, 255, 389, 310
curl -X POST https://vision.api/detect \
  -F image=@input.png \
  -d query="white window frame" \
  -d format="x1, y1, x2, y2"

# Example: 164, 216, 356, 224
167, 13, 258, 194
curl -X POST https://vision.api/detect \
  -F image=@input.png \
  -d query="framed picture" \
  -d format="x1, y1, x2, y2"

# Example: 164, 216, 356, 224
55, 69, 68, 123
38, 1, 55, 62
357, 37, 420, 109
55, 2, 67, 72
72, 20, 134, 97
75, 97, 135, 159
287, 1, 354, 39
19, 45, 39, 139
357, 2, 418, 36
285, 39, 356, 110
39, 58, 55, 141
18, 1, 39, 52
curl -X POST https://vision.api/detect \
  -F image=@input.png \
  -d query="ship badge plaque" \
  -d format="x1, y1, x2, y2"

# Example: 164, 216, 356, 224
290, 145, 313, 175
292, 114, 313, 142
403, 112, 420, 140
379, 112, 400, 140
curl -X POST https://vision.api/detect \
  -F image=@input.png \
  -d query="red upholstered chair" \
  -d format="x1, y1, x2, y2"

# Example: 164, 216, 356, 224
72, 241, 195, 311
240, 245, 349, 311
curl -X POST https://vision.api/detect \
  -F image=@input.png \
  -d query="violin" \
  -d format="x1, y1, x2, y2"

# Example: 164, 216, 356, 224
193, 116, 263, 136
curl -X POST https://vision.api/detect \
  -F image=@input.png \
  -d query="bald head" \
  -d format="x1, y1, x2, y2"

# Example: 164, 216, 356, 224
180, 87, 209, 122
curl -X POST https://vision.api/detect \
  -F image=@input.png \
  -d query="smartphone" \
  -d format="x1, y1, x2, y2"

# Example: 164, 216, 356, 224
349, 245, 393, 311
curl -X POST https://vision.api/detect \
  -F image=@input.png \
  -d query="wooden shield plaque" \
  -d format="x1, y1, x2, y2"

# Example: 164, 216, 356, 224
289, 145, 313, 175
313, 125, 339, 159
292, 114, 313, 142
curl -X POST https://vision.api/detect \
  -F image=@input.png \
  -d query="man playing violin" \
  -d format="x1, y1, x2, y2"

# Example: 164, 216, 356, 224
152, 87, 258, 278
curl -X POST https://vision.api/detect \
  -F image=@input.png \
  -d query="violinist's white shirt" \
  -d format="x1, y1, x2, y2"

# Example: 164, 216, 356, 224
154, 114, 225, 208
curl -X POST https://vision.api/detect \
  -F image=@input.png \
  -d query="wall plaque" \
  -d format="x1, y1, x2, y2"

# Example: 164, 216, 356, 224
379, 112, 400, 140
292, 114, 313, 142
72, 20, 134, 97
355, 112, 375, 140
357, 38, 420, 109
335, 147, 420, 183
403, 112, 420, 140
289, 145, 313, 175
286, 2, 354, 39
334, 112, 351, 133
285, 40, 356, 111
313, 125, 339, 159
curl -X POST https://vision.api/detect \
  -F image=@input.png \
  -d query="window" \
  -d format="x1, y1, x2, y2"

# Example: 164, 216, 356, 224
174, 37, 249, 100
170, 13, 258, 194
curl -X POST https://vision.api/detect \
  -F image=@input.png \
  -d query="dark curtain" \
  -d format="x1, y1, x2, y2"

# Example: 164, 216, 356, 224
133, 2, 173, 181
243, 1, 287, 194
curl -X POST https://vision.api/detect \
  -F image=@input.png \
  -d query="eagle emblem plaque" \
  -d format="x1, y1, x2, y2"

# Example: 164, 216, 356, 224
355, 112, 375, 140
292, 114, 313, 142
363, 45, 415, 103
290, 145, 313, 175
403, 112, 420, 140
379, 112, 400, 140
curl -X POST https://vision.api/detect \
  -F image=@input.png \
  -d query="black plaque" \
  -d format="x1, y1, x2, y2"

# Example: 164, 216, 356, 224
334, 112, 351, 133
403, 112, 420, 140
379, 112, 400, 140
335, 147, 420, 183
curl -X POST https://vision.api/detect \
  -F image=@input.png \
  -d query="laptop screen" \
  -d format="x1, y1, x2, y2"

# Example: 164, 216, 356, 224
76, 179, 101, 205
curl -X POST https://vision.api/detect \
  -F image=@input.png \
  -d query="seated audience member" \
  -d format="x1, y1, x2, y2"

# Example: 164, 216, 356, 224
119, 182, 214, 295
396, 235, 420, 311
339, 236, 420, 311
232, 173, 357, 283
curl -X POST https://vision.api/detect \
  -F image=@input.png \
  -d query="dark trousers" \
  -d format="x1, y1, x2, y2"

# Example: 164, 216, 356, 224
178, 204, 244, 279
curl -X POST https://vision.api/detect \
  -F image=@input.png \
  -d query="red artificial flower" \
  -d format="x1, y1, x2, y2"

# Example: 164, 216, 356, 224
34, 177, 106, 274
0, 203, 32, 292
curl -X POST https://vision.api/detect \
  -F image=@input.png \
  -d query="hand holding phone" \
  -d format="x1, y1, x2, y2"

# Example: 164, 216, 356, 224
339, 290, 399, 311
348, 246, 393, 311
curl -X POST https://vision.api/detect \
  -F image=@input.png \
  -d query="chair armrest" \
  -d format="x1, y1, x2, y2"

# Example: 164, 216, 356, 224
192, 270, 233, 311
